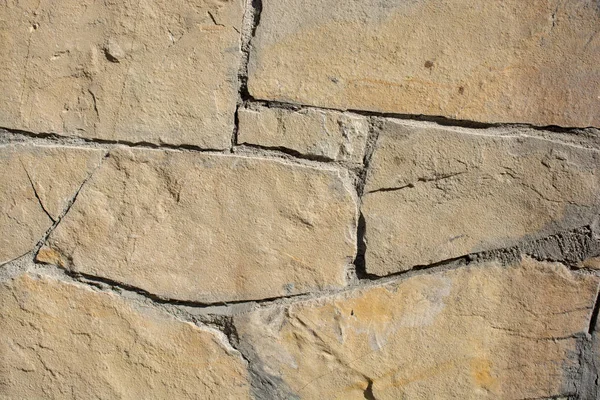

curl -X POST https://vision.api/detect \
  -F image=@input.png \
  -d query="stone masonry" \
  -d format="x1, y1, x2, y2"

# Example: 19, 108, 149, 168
1, 0, 600, 399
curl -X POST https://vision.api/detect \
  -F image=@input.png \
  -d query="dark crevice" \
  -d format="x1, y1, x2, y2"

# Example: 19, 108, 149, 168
588, 289, 600, 335
363, 378, 376, 400
246, 98, 599, 135
352, 119, 381, 279
235, 143, 335, 163
43, 265, 310, 309
0, 126, 228, 153
353, 213, 375, 279
366, 184, 413, 194
238, 0, 262, 102
232, 0, 263, 149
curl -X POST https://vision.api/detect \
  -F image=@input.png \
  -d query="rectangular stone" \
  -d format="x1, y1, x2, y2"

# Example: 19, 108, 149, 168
363, 120, 600, 275
248, 0, 600, 127
39, 148, 358, 302
234, 258, 599, 399
238, 105, 369, 163
0, 0, 243, 148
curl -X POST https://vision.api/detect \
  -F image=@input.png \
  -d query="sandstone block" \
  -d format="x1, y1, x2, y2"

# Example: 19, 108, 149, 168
234, 258, 599, 399
0, 0, 243, 148
40, 148, 357, 302
0, 144, 105, 264
248, 0, 600, 127
363, 120, 600, 275
238, 105, 369, 163
0, 274, 250, 399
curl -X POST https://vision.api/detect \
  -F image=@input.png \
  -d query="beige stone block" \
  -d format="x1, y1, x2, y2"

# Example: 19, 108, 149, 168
248, 0, 600, 127
40, 148, 357, 302
0, 144, 105, 264
234, 258, 599, 399
238, 105, 369, 163
0, 0, 243, 148
0, 274, 250, 399
363, 120, 600, 275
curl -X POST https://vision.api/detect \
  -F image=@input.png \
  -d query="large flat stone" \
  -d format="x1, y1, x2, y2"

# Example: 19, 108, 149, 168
0, 144, 105, 264
0, 274, 250, 399
248, 0, 600, 127
238, 105, 369, 163
363, 120, 600, 275
234, 258, 599, 399
39, 148, 357, 302
0, 0, 243, 148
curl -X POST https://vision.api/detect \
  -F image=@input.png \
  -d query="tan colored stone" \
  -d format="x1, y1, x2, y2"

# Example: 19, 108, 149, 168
248, 0, 600, 127
0, 0, 243, 148
238, 105, 369, 163
362, 120, 600, 275
40, 148, 357, 302
234, 258, 599, 399
0, 144, 105, 264
0, 274, 250, 399
581, 256, 600, 270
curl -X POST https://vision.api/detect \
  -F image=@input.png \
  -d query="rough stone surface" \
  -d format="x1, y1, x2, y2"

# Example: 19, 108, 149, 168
0, 144, 104, 264
248, 0, 600, 127
234, 258, 599, 399
582, 257, 600, 269
363, 120, 600, 275
0, 274, 250, 399
39, 148, 357, 302
0, 0, 243, 148
238, 105, 369, 163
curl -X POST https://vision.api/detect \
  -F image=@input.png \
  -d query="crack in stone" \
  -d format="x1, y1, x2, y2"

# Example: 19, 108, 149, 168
365, 171, 468, 195
34, 150, 110, 253
20, 160, 55, 223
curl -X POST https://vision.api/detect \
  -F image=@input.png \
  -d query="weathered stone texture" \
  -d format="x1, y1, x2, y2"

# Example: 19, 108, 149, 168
238, 105, 369, 163
248, 0, 600, 127
0, 144, 104, 264
234, 258, 599, 399
0, 274, 250, 399
39, 148, 357, 302
0, 0, 243, 148
363, 120, 600, 275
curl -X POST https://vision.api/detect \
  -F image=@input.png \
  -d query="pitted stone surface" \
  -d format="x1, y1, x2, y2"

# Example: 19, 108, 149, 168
238, 105, 369, 163
234, 258, 599, 399
362, 120, 600, 275
39, 148, 357, 302
0, 0, 243, 148
0, 144, 104, 264
248, 0, 600, 127
0, 274, 250, 399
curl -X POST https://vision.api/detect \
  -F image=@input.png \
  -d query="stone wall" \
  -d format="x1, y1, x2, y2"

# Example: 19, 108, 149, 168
1, 0, 600, 398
